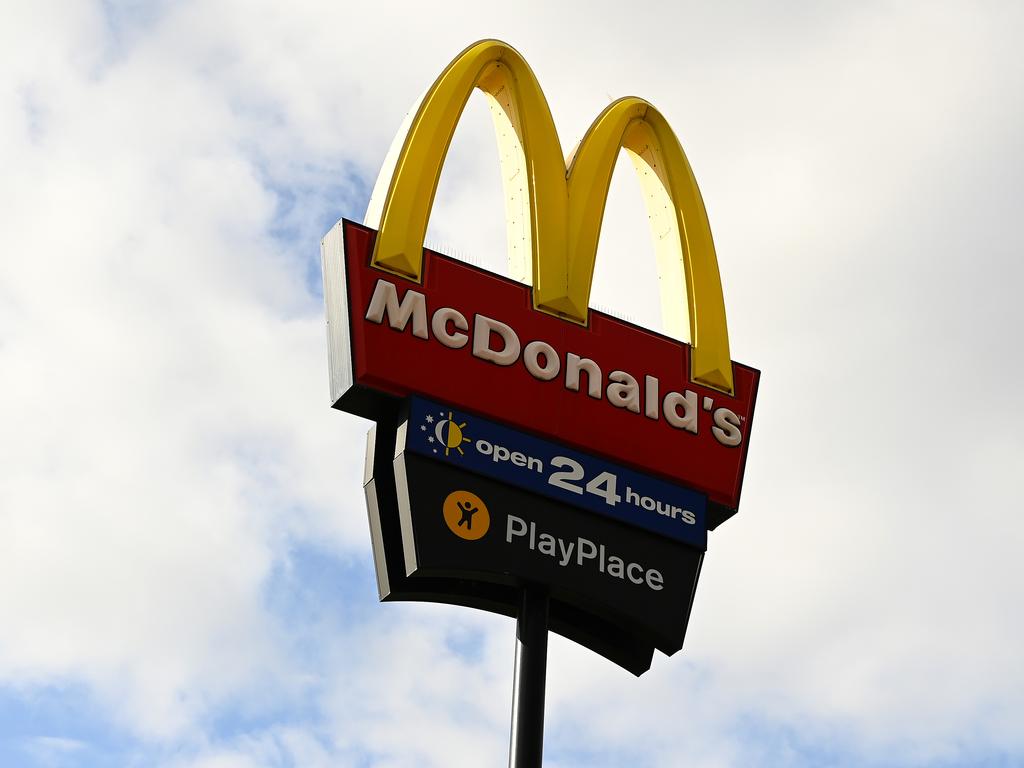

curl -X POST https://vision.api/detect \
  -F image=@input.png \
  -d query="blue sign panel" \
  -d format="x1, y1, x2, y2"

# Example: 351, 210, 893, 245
404, 397, 707, 549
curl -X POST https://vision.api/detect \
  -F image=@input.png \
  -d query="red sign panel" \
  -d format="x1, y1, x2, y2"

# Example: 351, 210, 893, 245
327, 220, 759, 515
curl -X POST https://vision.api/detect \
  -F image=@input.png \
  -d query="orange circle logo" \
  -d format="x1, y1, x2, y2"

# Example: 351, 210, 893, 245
442, 490, 490, 540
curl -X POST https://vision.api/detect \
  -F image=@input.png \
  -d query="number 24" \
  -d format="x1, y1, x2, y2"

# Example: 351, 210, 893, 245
548, 457, 621, 506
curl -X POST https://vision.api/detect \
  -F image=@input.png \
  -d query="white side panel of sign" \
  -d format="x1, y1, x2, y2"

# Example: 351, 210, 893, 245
320, 220, 353, 405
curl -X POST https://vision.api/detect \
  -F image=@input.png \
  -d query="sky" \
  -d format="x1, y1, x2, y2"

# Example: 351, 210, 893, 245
2, 1, 1023, 766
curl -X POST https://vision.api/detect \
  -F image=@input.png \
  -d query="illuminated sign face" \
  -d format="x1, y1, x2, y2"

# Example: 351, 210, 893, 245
326, 222, 758, 519
362, 420, 660, 675
404, 398, 708, 548
393, 437, 702, 654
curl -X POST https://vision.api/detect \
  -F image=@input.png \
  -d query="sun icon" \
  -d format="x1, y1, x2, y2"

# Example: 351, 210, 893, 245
431, 410, 471, 457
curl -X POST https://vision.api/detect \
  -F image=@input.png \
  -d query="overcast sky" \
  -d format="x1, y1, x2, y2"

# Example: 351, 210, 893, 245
3, 2, 1023, 767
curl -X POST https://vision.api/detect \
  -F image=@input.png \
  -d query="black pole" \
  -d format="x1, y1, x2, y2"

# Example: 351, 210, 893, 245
508, 584, 549, 768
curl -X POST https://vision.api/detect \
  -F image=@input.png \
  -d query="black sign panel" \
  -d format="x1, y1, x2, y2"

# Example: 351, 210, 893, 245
395, 450, 702, 655
362, 413, 657, 675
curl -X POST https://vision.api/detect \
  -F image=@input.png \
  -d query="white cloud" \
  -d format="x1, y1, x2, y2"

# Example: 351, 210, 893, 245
0, 0, 363, 738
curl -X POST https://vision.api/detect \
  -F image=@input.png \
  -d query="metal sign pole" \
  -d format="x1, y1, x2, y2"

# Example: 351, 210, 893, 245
508, 584, 550, 768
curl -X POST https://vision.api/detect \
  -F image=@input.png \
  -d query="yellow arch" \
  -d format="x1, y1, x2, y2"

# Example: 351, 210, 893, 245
566, 98, 732, 393
364, 40, 734, 394
366, 40, 571, 312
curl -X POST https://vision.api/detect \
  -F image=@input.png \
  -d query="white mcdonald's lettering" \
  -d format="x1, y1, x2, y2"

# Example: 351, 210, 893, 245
472, 315, 520, 366
364, 274, 428, 339
364, 279, 743, 446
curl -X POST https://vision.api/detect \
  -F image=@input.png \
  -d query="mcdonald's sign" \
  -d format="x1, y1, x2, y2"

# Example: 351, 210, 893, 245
323, 40, 759, 524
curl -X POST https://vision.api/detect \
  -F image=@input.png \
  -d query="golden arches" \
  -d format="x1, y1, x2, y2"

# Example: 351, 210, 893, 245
364, 39, 734, 394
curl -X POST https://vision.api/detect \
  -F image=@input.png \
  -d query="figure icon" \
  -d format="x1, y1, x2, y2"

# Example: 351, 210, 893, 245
457, 499, 478, 529
442, 490, 490, 540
